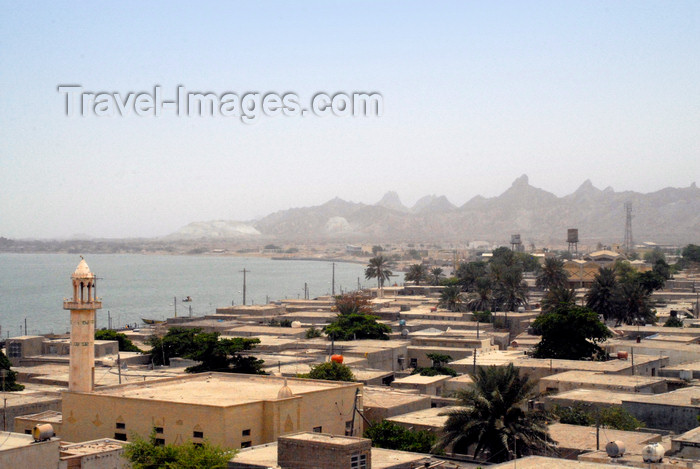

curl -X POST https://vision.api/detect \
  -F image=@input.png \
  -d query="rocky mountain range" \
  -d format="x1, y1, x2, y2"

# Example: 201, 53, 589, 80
169, 175, 700, 245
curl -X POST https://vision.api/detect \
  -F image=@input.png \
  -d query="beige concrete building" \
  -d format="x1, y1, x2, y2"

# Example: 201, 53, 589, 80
539, 371, 668, 394
60, 373, 362, 449
0, 431, 60, 468
228, 432, 430, 469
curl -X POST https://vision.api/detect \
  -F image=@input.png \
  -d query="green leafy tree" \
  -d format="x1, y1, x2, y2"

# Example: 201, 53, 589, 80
652, 259, 671, 280
532, 304, 612, 360
681, 244, 700, 264
516, 253, 541, 273
372, 245, 384, 255
364, 420, 438, 454
635, 271, 666, 293
438, 364, 554, 462
300, 361, 355, 382
305, 327, 323, 338
599, 406, 645, 431
536, 257, 569, 291
439, 285, 464, 312
491, 247, 516, 267
147, 328, 264, 374
430, 267, 445, 286
96, 329, 142, 353
456, 261, 488, 292
124, 430, 236, 469
411, 353, 457, 377
405, 264, 428, 285
324, 293, 391, 341
585, 267, 619, 322
644, 248, 666, 264
0, 350, 24, 391
664, 316, 684, 327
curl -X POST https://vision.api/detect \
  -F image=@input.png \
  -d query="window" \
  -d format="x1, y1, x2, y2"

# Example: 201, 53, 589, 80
241, 441, 252, 448
351, 453, 367, 469
154, 427, 163, 434
155, 438, 165, 446
8, 342, 21, 358
114, 433, 127, 441
116, 422, 125, 429
242, 429, 251, 436
313, 426, 322, 433
25, 429, 32, 435
193, 431, 203, 438
409, 358, 418, 368
345, 420, 354, 436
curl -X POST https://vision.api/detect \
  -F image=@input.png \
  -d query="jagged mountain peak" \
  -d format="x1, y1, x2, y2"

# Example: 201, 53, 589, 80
376, 191, 408, 212
412, 195, 456, 213
512, 174, 530, 187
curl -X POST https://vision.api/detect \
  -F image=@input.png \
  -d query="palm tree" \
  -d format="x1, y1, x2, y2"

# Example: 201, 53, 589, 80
439, 285, 464, 312
615, 281, 655, 326
541, 287, 577, 313
585, 267, 618, 322
430, 267, 444, 286
536, 257, 569, 291
405, 264, 428, 285
466, 277, 493, 312
365, 256, 393, 290
494, 267, 528, 312
439, 364, 554, 462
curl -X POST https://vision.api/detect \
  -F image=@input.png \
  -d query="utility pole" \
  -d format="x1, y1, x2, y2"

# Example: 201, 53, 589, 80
174, 296, 177, 318
24, 318, 27, 336
117, 353, 122, 384
332, 263, 336, 296
473, 349, 477, 374
108, 311, 112, 330
240, 268, 249, 305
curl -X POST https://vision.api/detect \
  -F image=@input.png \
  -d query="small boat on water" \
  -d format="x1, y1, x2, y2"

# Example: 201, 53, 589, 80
182, 296, 193, 302
142, 318, 165, 325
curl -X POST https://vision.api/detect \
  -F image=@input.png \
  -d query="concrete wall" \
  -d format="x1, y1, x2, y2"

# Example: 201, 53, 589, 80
0, 433, 60, 469
4, 398, 61, 432
622, 401, 700, 433
60, 382, 361, 449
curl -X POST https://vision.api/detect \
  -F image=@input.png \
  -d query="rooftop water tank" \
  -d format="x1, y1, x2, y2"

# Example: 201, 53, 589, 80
32, 424, 54, 442
642, 443, 664, 463
331, 354, 344, 364
605, 440, 625, 458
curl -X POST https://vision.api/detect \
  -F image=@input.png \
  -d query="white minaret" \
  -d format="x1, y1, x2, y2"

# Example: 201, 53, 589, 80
63, 258, 102, 392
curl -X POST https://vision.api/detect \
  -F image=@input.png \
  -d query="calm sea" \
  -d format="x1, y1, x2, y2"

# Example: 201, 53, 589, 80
0, 253, 378, 337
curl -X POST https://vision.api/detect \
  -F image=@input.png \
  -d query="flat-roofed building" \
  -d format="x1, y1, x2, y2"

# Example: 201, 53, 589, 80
59, 438, 128, 469
60, 372, 362, 449
539, 371, 668, 394
361, 386, 432, 431
0, 431, 60, 468
391, 374, 451, 396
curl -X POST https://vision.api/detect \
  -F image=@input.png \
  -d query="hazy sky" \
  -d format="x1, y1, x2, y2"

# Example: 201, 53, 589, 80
1, 1, 698, 239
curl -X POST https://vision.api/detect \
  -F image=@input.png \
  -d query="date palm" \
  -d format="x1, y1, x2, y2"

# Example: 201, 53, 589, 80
439, 285, 464, 312
439, 364, 554, 462
585, 267, 618, 322
430, 267, 444, 286
405, 263, 428, 285
536, 257, 569, 291
494, 267, 528, 312
365, 255, 393, 290
541, 287, 577, 313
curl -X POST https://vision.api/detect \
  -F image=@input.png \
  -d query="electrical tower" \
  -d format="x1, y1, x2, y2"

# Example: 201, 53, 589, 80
624, 201, 634, 256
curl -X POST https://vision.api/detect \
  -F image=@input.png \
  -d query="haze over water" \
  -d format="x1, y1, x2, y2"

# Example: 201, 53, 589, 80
0, 254, 376, 337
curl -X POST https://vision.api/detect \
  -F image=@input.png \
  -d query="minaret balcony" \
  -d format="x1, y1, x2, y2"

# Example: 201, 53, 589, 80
63, 300, 102, 310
